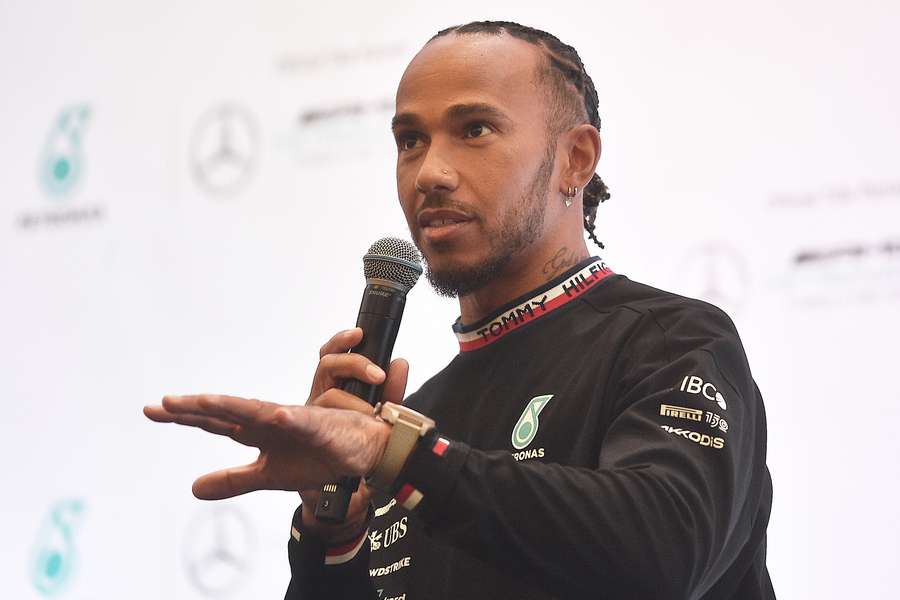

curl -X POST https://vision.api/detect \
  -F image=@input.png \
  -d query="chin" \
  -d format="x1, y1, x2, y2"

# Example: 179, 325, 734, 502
422, 249, 512, 298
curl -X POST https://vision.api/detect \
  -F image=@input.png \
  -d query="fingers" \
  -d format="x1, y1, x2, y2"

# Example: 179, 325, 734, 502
158, 394, 269, 425
143, 405, 240, 438
192, 463, 266, 500
311, 353, 386, 399
314, 388, 375, 415
382, 358, 409, 405
319, 327, 364, 358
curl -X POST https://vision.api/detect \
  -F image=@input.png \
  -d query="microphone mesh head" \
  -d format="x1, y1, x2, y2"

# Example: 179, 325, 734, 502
363, 237, 423, 289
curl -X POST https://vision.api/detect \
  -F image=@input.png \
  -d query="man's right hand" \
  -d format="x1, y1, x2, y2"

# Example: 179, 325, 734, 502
298, 327, 409, 545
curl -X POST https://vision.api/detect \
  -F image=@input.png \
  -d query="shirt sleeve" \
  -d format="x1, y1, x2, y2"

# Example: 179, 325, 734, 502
284, 504, 380, 600
393, 305, 771, 598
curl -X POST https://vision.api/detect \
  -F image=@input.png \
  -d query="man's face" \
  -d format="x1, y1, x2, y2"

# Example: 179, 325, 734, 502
393, 34, 557, 296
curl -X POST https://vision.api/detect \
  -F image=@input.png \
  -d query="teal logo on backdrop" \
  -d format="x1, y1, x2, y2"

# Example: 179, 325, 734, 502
30, 498, 87, 596
38, 105, 91, 198
512, 394, 553, 450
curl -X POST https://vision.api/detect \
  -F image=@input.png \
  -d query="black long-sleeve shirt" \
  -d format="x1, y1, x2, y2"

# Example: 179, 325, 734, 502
285, 257, 775, 599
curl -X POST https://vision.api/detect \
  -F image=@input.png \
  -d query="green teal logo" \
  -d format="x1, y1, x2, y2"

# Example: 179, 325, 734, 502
30, 499, 86, 597
38, 105, 91, 198
511, 394, 553, 450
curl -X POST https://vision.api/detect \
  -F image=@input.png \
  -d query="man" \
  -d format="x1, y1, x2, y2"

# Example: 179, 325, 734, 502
145, 21, 775, 599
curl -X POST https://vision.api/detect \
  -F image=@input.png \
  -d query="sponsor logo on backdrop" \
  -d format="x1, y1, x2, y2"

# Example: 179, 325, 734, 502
190, 104, 259, 197
30, 498, 87, 597
770, 180, 900, 209
273, 43, 409, 166
511, 394, 553, 450
769, 181, 900, 306
278, 98, 394, 165
785, 237, 900, 306
38, 106, 90, 198
17, 106, 105, 230
275, 43, 408, 72
183, 505, 255, 597
678, 243, 751, 314
660, 425, 725, 449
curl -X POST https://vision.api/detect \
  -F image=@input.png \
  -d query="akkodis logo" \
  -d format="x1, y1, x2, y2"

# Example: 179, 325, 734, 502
38, 106, 91, 198
30, 498, 87, 597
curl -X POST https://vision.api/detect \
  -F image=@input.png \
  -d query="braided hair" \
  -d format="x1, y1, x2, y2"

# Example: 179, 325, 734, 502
431, 21, 611, 249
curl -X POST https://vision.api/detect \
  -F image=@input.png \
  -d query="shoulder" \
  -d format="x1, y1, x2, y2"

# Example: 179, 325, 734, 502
584, 275, 743, 357
586, 277, 754, 400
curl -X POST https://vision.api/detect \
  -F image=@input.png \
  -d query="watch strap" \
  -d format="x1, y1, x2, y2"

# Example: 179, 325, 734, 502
367, 403, 435, 493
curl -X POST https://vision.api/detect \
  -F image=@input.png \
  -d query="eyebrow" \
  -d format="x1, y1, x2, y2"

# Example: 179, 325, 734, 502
391, 102, 512, 131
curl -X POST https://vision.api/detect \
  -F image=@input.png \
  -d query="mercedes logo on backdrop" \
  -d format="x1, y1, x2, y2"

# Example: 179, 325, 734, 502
680, 242, 751, 313
189, 104, 259, 196
182, 505, 256, 597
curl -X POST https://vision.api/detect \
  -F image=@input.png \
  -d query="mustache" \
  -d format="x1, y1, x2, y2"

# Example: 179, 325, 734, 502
417, 192, 479, 220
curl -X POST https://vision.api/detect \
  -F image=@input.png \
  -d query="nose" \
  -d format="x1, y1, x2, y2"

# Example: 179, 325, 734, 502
414, 147, 458, 194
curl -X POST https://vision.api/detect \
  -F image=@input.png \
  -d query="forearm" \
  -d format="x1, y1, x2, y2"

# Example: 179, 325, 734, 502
285, 505, 379, 600
395, 431, 747, 598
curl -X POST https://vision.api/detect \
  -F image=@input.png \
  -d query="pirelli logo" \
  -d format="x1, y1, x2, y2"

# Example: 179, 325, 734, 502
660, 404, 703, 421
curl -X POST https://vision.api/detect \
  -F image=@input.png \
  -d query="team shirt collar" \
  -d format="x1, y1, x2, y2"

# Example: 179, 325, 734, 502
452, 256, 615, 352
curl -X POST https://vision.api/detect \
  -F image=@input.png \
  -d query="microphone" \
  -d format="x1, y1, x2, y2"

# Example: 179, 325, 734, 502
314, 237, 423, 524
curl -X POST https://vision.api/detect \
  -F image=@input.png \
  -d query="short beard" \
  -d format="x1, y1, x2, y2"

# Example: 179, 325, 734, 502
425, 144, 554, 298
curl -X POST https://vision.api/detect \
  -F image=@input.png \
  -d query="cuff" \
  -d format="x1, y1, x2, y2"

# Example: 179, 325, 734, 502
390, 429, 469, 518
287, 504, 372, 577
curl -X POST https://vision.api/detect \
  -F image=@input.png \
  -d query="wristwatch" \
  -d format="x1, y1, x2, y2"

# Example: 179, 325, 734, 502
366, 402, 436, 492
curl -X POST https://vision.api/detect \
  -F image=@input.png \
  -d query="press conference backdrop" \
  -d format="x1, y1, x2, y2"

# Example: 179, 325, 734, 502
1, 0, 898, 597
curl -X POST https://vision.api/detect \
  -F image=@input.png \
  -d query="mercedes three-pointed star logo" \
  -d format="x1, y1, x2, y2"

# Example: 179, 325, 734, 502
189, 104, 259, 196
182, 505, 256, 597
680, 242, 751, 313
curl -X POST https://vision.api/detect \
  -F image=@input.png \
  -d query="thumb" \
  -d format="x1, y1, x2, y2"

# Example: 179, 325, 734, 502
382, 358, 409, 405
192, 462, 265, 500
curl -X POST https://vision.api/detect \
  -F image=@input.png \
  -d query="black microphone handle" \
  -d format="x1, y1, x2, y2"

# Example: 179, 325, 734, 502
314, 283, 407, 524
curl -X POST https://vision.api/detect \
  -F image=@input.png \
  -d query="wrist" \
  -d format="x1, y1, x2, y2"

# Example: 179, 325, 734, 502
300, 498, 373, 546
371, 420, 392, 471
366, 402, 436, 493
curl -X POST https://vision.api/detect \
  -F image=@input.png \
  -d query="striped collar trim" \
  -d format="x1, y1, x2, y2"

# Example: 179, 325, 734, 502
453, 257, 615, 352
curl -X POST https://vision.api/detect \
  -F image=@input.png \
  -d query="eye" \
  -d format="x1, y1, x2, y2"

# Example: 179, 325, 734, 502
464, 122, 495, 139
396, 133, 424, 152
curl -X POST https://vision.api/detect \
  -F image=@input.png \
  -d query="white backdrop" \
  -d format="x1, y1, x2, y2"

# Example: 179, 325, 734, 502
1, 1, 899, 598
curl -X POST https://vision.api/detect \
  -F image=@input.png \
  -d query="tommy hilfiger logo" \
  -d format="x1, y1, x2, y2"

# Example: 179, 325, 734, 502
512, 394, 553, 450
455, 259, 614, 351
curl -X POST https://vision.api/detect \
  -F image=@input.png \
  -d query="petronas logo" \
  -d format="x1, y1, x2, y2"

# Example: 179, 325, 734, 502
38, 105, 91, 198
511, 394, 553, 450
30, 499, 86, 597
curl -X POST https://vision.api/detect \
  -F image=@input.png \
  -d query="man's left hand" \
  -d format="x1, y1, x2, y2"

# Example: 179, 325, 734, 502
143, 393, 391, 500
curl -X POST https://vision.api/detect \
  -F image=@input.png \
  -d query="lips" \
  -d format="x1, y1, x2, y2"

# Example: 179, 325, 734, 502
417, 209, 473, 229
416, 208, 474, 243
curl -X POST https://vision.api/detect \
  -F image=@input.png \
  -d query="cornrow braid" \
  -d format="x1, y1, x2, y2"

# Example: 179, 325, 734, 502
432, 21, 611, 249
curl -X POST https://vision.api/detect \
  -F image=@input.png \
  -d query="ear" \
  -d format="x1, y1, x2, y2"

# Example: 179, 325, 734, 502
559, 124, 601, 191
